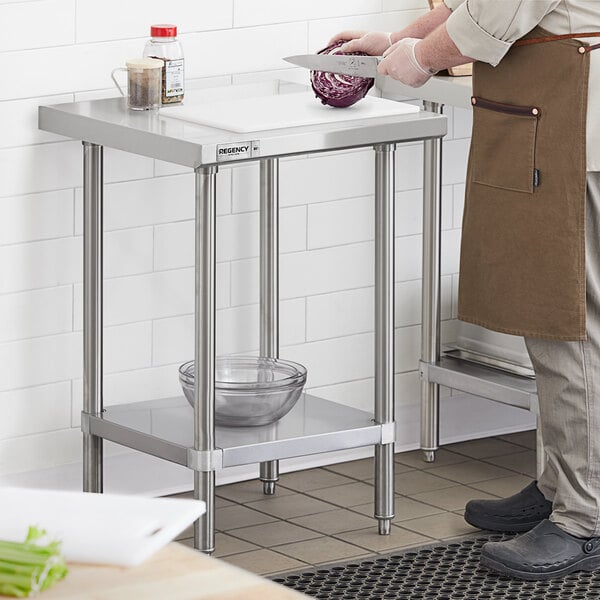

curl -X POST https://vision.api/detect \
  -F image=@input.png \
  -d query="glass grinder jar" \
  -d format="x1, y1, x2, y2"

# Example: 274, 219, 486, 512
143, 24, 184, 104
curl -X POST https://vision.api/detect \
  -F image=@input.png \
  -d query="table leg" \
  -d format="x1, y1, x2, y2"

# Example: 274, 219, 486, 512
421, 101, 443, 464
83, 142, 104, 494
374, 143, 396, 535
193, 165, 218, 554
259, 158, 280, 495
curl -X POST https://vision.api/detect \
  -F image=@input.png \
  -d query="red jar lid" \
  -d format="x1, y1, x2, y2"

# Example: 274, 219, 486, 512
150, 24, 177, 37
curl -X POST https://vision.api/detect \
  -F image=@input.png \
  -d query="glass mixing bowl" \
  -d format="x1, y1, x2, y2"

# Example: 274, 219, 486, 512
179, 356, 307, 426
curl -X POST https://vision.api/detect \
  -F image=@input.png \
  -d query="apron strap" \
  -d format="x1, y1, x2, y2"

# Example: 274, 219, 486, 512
514, 31, 600, 53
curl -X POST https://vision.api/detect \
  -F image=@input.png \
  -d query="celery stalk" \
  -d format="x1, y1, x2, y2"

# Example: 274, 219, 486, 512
0, 527, 67, 597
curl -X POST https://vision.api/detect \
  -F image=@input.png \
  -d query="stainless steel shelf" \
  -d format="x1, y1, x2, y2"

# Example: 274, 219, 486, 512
443, 348, 535, 379
85, 394, 388, 470
420, 357, 538, 413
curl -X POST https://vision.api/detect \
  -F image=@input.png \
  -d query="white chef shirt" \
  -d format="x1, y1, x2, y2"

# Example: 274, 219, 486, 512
444, 0, 600, 171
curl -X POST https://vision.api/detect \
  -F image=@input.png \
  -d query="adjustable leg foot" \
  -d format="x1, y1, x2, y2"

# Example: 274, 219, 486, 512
260, 459, 279, 495
375, 444, 395, 536
263, 481, 276, 495
422, 449, 436, 463
378, 518, 392, 535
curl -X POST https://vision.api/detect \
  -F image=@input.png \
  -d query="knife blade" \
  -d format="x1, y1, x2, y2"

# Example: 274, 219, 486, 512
284, 54, 383, 78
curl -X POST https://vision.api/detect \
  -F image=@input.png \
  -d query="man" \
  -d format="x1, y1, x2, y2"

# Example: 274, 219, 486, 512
332, 0, 600, 582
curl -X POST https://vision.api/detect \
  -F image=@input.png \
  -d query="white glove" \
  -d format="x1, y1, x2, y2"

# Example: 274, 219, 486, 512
339, 31, 395, 56
378, 38, 435, 88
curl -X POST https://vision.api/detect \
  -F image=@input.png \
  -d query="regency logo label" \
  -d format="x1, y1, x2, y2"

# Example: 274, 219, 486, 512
216, 141, 260, 163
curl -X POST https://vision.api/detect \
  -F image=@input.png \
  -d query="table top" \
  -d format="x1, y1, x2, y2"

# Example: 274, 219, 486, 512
35, 543, 304, 600
380, 74, 473, 110
38, 81, 447, 168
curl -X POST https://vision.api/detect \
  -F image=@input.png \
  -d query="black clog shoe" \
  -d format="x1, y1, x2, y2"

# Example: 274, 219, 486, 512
464, 481, 552, 532
481, 519, 600, 580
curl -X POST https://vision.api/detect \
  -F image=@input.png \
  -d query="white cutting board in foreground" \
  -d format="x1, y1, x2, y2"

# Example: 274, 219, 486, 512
161, 91, 419, 132
0, 487, 205, 566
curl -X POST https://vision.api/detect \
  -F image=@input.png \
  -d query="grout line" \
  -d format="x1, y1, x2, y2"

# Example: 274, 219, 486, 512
304, 201, 309, 252
73, 0, 77, 45
151, 224, 156, 272
71, 283, 76, 333
69, 379, 75, 429
149, 319, 155, 367
72, 187, 77, 236
0, 231, 79, 250
181, 440, 537, 569
227, 261, 232, 308
0, 424, 81, 443
494, 433, 537, 452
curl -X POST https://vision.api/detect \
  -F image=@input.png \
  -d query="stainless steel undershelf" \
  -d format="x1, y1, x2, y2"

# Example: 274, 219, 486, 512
420, 357, 538, 413
85, 394, 386, 469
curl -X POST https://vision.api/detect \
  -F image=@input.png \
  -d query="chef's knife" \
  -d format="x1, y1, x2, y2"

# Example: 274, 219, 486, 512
284, 54, 383, 78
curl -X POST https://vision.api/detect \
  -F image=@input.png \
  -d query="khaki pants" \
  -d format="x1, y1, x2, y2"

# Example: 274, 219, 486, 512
525, 172, 600, 538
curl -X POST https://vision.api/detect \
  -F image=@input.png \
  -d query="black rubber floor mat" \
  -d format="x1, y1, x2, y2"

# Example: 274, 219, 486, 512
271, 533, 600, 599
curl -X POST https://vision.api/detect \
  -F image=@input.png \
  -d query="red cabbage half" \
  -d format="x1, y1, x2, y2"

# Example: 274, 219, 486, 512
311, 40, 375, 108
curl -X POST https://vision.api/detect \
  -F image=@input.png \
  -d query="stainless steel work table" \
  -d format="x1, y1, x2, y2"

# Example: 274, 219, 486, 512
380, 75, 542, 472
38, 86, 447, 554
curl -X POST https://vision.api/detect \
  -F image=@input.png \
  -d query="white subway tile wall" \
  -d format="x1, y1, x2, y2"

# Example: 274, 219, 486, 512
0, 0, 475, 476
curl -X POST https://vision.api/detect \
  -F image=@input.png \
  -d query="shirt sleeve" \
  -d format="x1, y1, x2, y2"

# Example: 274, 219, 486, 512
445, 0, 561, 66
443, 0, 465, 11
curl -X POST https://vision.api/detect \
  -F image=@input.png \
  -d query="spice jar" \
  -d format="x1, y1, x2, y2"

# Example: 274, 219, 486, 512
143, 24, 184, 104
111, 58, 163, 111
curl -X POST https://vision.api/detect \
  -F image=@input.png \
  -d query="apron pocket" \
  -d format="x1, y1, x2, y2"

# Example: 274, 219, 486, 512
471, 96, 540, 194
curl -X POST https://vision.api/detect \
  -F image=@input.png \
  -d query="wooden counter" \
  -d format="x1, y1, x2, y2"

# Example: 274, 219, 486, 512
35, 543, 304, 600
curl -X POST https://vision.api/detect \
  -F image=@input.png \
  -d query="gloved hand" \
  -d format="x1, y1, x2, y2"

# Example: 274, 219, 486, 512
378, 38, 435, 87
336, 31, 394, 56
327, 30, 367, 46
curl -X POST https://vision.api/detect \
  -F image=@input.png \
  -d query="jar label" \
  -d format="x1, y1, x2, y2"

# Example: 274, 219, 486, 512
165, 58, 184, 97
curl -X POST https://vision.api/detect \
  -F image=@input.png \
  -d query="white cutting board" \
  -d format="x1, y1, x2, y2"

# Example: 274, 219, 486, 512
0, 487, 205, 566
161, 91, 419, 132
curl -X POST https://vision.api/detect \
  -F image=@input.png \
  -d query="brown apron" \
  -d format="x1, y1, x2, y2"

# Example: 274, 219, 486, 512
458, 28, 600, 341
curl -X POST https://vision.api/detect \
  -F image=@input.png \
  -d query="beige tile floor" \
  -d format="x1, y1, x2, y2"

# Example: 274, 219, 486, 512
175, 430, 536, 577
